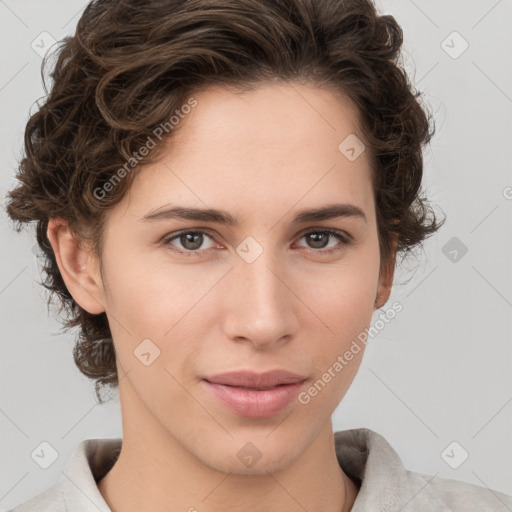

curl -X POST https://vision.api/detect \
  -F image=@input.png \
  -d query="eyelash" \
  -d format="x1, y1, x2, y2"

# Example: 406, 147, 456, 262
160, 228, 352, 257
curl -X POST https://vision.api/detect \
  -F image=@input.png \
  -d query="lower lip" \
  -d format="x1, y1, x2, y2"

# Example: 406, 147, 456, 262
203, 380, 306, 418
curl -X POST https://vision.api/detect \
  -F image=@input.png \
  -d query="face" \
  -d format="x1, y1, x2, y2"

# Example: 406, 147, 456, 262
70, 82, 394, 475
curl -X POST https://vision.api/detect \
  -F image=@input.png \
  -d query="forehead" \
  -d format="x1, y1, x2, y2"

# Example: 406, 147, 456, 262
172, 81, 364, 153
114, 82, 375, 225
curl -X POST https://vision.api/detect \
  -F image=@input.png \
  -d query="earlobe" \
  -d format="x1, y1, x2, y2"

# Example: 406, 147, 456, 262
46, 218, 106, 315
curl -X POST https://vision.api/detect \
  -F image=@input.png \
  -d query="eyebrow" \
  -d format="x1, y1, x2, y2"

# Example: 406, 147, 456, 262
140, 203, 367, 225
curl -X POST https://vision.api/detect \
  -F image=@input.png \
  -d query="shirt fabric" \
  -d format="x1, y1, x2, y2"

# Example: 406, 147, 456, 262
10, 427, 512, 511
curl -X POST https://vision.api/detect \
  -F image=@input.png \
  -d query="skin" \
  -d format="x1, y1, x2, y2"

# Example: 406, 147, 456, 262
47, 82, 396, 512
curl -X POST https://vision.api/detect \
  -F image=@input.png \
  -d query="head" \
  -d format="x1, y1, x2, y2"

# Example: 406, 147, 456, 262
6, 0, 443, 474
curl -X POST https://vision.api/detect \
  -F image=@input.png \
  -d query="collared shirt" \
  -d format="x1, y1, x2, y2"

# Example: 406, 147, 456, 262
10, 428, 512, 511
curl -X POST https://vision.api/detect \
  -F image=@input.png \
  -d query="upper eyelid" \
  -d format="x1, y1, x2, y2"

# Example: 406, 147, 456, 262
163, 229, 217, 244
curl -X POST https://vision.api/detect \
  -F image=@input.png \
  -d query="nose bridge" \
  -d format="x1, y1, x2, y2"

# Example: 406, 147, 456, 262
223, 238, 294, 346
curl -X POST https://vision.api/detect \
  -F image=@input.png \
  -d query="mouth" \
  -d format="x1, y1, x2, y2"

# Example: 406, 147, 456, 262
202, 376, 307, 418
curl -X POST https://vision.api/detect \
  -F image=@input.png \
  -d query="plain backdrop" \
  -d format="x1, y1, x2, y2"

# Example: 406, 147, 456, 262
1, 0, 511, 509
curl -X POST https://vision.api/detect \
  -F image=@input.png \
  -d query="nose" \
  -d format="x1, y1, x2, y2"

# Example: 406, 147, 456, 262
221, 245, 298, 349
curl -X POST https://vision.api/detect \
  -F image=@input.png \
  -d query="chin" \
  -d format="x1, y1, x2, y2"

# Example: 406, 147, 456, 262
196, 436, 304, 476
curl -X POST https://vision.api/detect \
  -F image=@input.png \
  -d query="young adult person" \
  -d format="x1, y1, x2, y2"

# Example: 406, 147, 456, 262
6, 0, 512, 510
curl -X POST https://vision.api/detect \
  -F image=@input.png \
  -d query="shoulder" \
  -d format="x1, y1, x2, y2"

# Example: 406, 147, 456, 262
405, 468, 512, 511
8, 437, 121, 512
8, 482, 65, 512
334, 428, 512, 511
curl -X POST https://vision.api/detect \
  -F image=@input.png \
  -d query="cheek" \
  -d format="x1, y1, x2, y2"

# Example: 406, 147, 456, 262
295, 248, 379, 394
100, 252, 224, 382
101, 256, 195, 396
102, 250, 199, 336
299, 270, 376, 412
297, 252, 379, 334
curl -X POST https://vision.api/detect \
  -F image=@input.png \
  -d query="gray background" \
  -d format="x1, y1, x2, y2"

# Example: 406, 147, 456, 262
1, 0, 511, 509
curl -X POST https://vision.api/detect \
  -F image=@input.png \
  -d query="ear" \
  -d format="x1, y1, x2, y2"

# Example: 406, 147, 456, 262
46, 218, 106, 315
374, 236, 398, 310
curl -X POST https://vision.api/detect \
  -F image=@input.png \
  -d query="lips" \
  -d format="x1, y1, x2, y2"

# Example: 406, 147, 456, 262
203, 369, 307, 388
202, 369, 307, 418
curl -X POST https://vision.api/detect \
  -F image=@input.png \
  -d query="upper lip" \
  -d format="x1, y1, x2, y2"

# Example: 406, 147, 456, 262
204, 370, 307, 388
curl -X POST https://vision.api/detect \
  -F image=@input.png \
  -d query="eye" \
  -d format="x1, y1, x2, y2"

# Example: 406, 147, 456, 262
161, 230, 217, 255
161, 228, 351, 256
295, 229, 351, 254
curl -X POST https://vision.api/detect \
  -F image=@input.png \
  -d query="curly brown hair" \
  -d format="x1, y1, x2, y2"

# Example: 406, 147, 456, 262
5, 0, 444, 403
